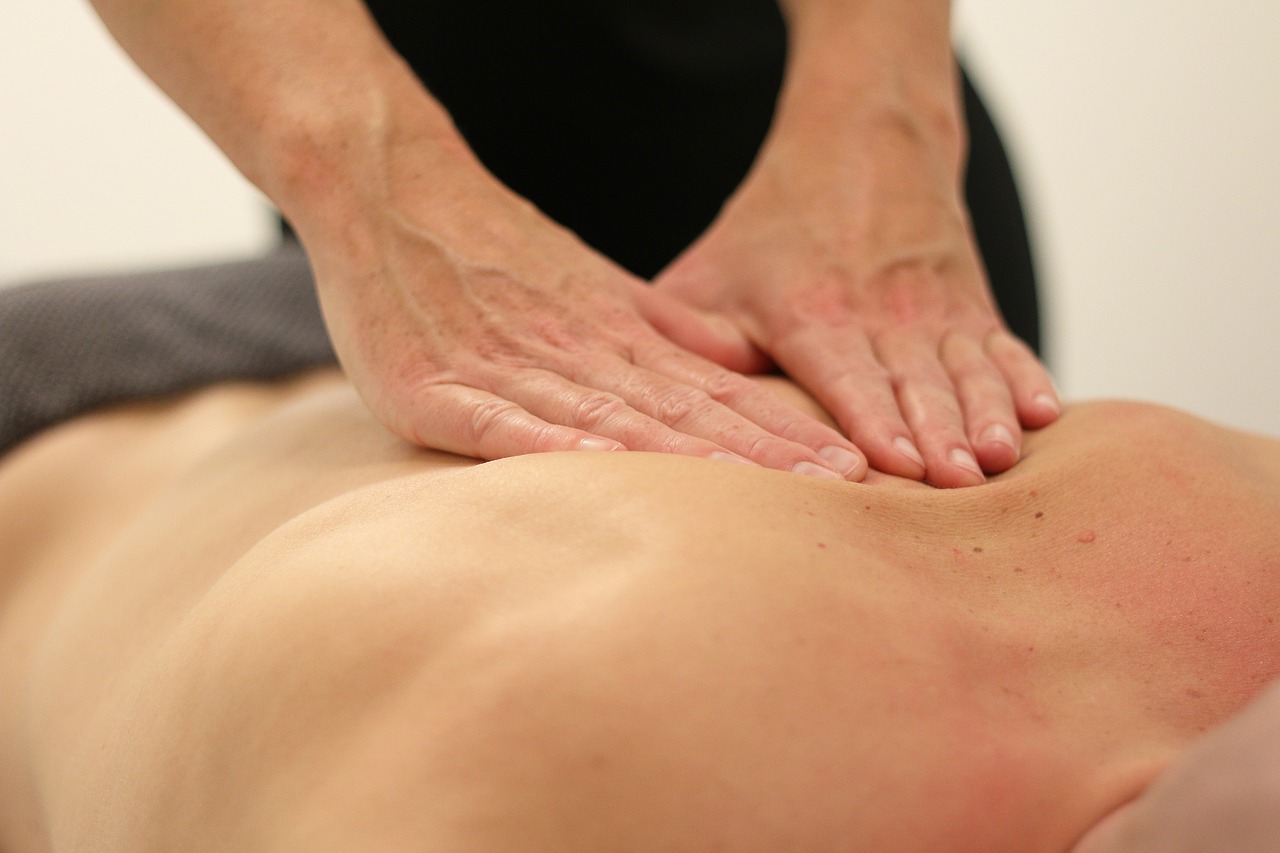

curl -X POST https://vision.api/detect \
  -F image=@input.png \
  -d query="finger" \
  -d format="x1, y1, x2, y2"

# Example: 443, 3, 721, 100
633, 338, 868, 480
769, 324, 926, 481
874, 332, 985, 489
388, 382, 628, 460
939, 332, 1021, 474
487, 367, 771, 467
986, 331, 1061, 429
551, 353, 850, 479
633, 284, 772, 375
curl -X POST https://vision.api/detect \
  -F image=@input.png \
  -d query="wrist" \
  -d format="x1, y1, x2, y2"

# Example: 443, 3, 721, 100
265, 58, 475, 243
771, 0, 964, 167
271, 63, 569, 297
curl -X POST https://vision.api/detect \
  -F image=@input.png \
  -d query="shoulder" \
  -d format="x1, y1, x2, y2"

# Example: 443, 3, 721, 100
1019, 399, 1280, 489
1071, 677, 1280, 853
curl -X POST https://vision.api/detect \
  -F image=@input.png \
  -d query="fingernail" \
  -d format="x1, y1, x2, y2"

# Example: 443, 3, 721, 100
791, 460, 845, 480
710, 451, 757, 466
578, 437, 624, 452
979, 423, 1016, 450
948, 448, 983, 476
818, 445, 863, 476
1034, 393, 1061, 416
893, 436, 926, 468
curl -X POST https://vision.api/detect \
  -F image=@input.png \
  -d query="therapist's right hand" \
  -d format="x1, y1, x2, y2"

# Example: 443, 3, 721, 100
302, 164, 865, 480
81, 0, 858, 479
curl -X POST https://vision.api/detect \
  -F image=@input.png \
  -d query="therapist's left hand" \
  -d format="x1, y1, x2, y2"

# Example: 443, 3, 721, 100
654, 101, 1060, 489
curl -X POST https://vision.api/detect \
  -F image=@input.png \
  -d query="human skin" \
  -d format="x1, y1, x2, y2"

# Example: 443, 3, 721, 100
83, 0, 1058, 486
1072, 679, 1280, 853
0, 373, 1276, 851
655, 0, 1060, 484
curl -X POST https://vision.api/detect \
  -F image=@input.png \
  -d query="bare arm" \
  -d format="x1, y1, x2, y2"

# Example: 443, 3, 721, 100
87, 0, 864, 477
656, 0, 1059, 487
86, 0, 421, 214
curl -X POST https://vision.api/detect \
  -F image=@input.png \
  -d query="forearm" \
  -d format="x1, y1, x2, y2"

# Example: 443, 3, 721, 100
87, 0, 477, 241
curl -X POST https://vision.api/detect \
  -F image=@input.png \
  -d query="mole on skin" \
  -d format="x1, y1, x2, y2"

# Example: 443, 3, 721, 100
1076, 530, 1097, 544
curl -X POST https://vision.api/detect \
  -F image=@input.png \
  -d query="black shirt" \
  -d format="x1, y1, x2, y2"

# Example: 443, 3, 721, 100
365, 0, 786, 277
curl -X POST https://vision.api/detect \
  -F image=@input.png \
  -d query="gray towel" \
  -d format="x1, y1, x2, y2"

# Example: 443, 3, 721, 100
0, 241, 337, 455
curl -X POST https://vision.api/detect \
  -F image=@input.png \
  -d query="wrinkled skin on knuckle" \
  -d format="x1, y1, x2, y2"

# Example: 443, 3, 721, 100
652, 428, 701, 456
651, 386, 716, 428
525, 422, 576, 454
739, 431, 794, 466
699, 368, 757, 407
572, 391, 631, 433
465, 395, 527, 452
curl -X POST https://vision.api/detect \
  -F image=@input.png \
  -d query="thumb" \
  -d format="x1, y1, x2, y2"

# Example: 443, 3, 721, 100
632, 283, 771, 374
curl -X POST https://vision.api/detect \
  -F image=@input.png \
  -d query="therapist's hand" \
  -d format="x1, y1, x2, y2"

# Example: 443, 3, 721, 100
305, 164, 865, 479
84, 0, 863, 479
655, 97, 1059, 488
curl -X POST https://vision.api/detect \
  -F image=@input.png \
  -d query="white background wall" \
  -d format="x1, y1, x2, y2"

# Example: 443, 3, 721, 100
3, 2, 1278, 433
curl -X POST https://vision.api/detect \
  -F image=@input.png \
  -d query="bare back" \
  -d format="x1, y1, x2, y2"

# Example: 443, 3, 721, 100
2, 373, 1279, 852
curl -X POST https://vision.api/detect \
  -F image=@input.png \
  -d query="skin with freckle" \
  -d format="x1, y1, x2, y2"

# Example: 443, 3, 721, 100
0, 373, 1278, 852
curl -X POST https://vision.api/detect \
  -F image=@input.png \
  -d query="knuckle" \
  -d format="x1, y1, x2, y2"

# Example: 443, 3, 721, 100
466, 397, 525, 449
527, 423, 574, 454
700, 369, 756, 404
832, 361, 894, 389
984, 328, 1030, 357
741, 432, 793, 465
869, 326, 919, 363
949, 356, 1000, 388
652, 386, 715, 426
654, 431, 694, 456
804, 348, 891, 391
572, 391, 631, 431
893, 369, 954, 400
938, 330, 980, 364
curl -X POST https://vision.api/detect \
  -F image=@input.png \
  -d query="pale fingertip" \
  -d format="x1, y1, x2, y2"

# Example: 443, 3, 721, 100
947, 447, 984, 479
893, 436, 927, 469
577, 436, 626, 452
1033, 392, 1062, 417
710, 451, 758, 466
973, 427, 1019, 475
818, 445, 866, 479
978, 423, 1017, 452
792, 460, 845, 480
1020, 391, 1062, 429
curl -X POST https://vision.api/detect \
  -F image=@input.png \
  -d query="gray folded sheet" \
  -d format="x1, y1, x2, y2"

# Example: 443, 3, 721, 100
0, 241, 337, 455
